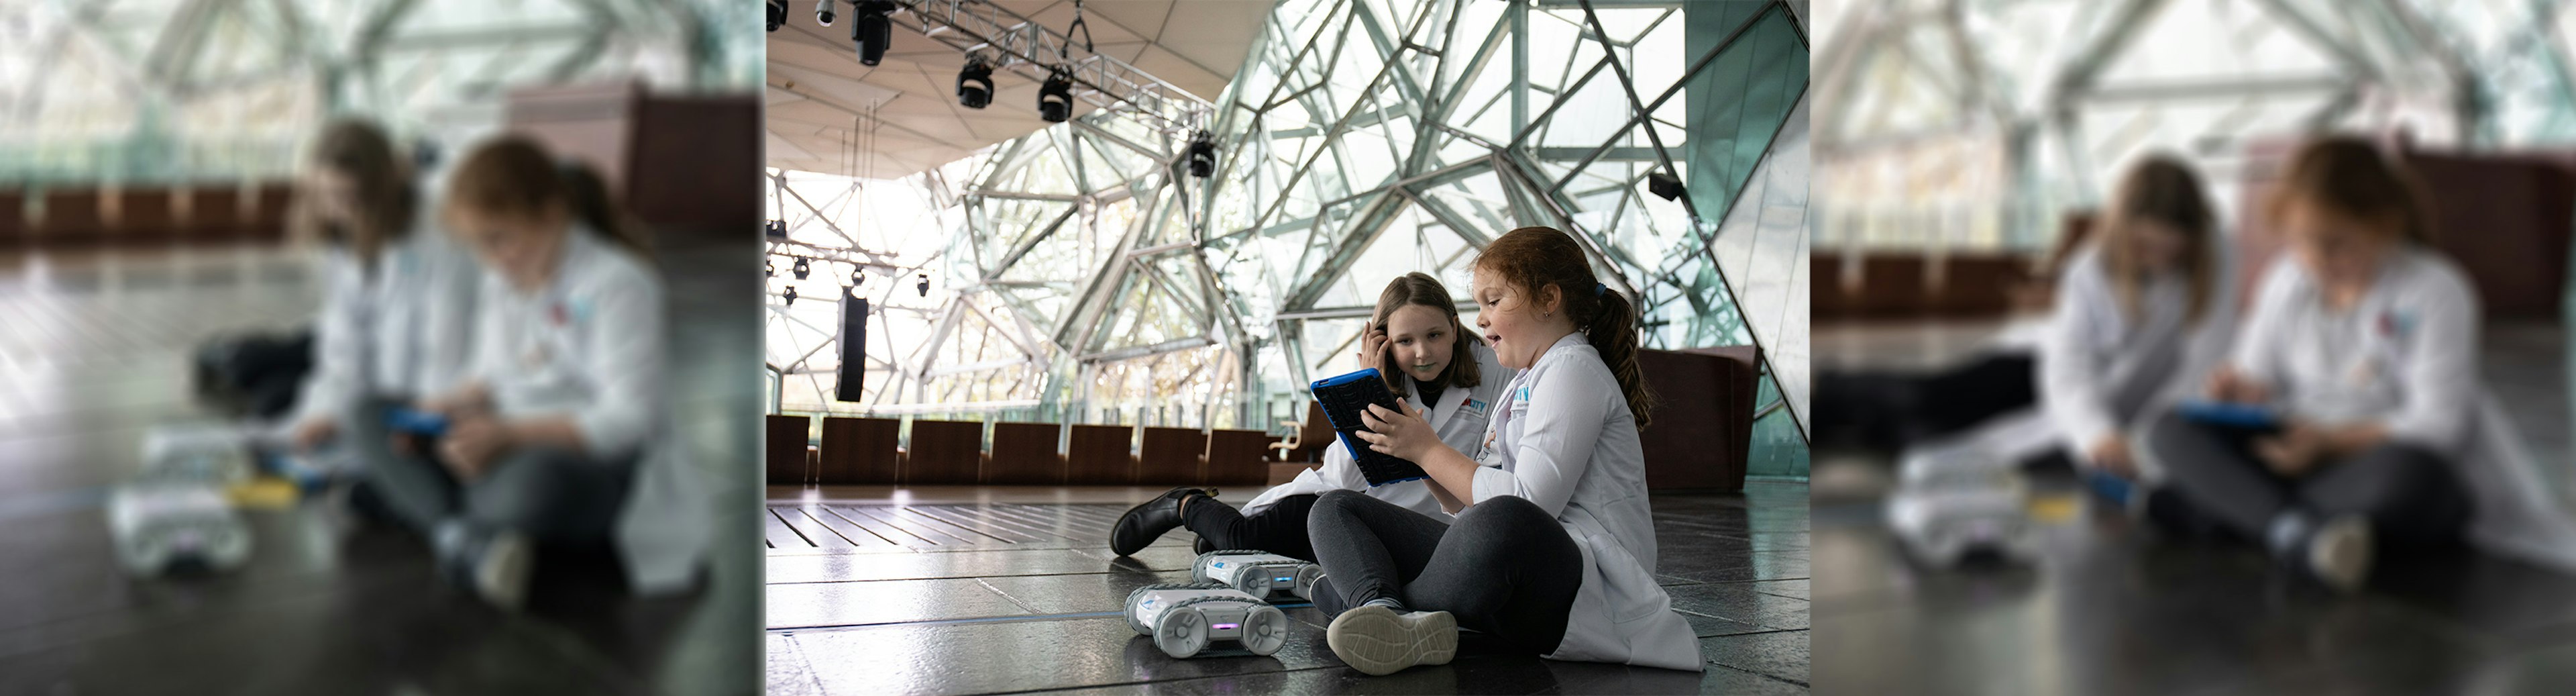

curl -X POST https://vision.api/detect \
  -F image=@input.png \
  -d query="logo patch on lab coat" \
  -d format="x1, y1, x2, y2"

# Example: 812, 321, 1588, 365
549, 298, 596, 328
1463, 397, 1488, 415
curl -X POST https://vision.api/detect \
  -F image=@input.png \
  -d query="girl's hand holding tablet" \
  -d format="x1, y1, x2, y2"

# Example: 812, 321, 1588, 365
2254, 423, 2326, 476
1354, 402, 1437, 462
439, 413, 509, 481
2204, 367, 2270, 405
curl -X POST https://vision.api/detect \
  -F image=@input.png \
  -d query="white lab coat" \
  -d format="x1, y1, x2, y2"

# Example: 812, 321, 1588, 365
292, 209, 482, 428
1470, 333, 1701, 672
2233, 248, 2576, 573
2039, 244, 2237, 478
464, 225, 708, 594
1244, 344, 1515, 517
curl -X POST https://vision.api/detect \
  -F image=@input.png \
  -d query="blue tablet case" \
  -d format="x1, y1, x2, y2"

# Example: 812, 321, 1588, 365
1310, 368, 1430, 487
385, 407, 451, 438
2178, 400, 2282, 432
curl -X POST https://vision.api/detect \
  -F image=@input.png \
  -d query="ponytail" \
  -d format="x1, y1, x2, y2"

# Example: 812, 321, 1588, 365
1474, 226, 1658, 432
1585, 285, 1658, 431
557, 160, 649, 252
447, 134, 647, 253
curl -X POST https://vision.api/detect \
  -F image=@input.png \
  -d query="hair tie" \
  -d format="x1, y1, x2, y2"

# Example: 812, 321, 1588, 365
1593, 283, 1607, 297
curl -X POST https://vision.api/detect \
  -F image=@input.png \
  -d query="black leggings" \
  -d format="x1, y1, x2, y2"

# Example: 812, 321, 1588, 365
349, 399, 634, 558
1305, 489, 1580, 656
1816, 351, 2037, 449
2144, 410, 2472, 548
1182, 493, 1320, 561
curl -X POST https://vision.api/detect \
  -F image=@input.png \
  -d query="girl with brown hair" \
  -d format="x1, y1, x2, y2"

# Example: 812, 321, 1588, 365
1107, 272, 1514, 562
285, 118, 481, 458
2144, 135, 2576, 591
345, 134, 701, 609
2039, 154, 2237, 484
1306, 226, 1699, 675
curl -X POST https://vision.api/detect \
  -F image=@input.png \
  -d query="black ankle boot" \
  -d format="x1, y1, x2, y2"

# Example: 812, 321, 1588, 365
1110, 486, 1212, 557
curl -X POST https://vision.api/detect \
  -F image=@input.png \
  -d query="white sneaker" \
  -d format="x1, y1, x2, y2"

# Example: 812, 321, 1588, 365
1325, 604, 1456, 676
474, 531, 535, 612
2306, 514, 2373, 594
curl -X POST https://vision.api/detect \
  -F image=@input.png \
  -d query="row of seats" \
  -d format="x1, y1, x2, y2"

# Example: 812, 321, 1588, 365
0, 185, 294, 246
1816, 142, 2576, 322
764, 416, 1277, 487
766, 345, 1766, 492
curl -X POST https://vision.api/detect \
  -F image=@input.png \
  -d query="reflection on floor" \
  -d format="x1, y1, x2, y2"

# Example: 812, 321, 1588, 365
1814, 320, 2576, 695
0, 244, 761, 694
764, 482, 1812, 695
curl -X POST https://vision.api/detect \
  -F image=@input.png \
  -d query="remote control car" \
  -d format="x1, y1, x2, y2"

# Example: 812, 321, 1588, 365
1192, 550, 1322, 601
111, 426, 256, 576
1123, 582, 1291, 658
1885, 443, 2034, 567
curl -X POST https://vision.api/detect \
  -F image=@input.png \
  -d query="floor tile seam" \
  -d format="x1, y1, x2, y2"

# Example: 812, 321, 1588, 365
1707, 662, 1812, 690
764, 570, 1185, 586
946, 664, 1359, 696
767, 602, 1316, 634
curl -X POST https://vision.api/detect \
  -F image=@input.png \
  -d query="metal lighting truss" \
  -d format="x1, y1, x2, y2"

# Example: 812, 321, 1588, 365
890, 0, 1214, 136
767, 0, 1813, 468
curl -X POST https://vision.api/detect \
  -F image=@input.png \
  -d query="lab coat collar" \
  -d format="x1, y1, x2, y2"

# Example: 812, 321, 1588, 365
1532, 332, 1592, 368
521, 224, 612, 303
1423, 379, 1464, 430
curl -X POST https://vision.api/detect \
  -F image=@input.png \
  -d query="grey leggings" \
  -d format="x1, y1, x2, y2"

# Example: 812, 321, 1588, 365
2143, 410, 2471, 548
348, 399, 635, 552
1305, 489, 1580, 655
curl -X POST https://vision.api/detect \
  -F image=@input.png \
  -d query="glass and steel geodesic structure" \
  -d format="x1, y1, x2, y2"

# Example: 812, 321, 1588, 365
767, 0, 1812, 477
0, 0, 762, 185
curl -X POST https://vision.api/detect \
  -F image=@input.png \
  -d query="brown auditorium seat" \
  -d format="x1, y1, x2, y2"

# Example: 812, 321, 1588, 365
0, 191, 23, 245
1136, 428, 1206, 485
765, 414, 812, 485
985, 421, 1065, 485
820, 417, 900, 485
1202, 429, 1271, 486
1066, 424, 1135, 485
905, 419, 984, 485
1636, 346, 1758, 491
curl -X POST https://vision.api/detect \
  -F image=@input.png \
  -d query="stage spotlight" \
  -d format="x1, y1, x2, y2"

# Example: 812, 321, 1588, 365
767, 0, 787, 32
1187, 131, 1216, 179
792, 257, 812, 280
957, 56, 994, 109
1038, 67, 1073, 122
1646, 171, 1684, 201
852, 268, 866, 287
764, 219, 786, 239
765, 260, 775, 278
783, 286, 800, 305
853, 1, 896, 66
815, 0, 835, 26
916, 273, 931, 297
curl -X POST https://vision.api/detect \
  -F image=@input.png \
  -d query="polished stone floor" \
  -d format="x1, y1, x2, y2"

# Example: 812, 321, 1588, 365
763, 482, 1813, 695
1813, 319, 2576, 695
0, 243, 763, 694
